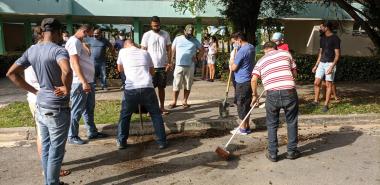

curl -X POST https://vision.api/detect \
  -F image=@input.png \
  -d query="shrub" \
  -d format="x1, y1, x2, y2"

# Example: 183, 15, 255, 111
0, 53, 22, 78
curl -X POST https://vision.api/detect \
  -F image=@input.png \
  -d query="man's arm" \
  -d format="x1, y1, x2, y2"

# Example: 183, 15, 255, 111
312, 48, 322, 73
6, 64, 38, 95
251, 75, 259, 106
54, 59, 73, 96
70, 54, 90, 92
149, 67, 155, 76
117, 64, 124, 73
327, 49, 340, 74
171, 46, 176, 66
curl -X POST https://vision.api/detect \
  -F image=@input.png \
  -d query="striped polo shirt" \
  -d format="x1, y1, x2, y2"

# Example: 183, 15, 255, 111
252, 50, 297, 91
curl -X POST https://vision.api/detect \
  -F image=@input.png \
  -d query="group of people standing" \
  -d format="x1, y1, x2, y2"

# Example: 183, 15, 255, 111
6, 15, 340, 184
6, 15, 204, 185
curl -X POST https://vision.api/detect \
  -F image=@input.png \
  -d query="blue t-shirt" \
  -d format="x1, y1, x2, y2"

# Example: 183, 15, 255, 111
15, 42, 70, 108
86, 37, 111, 63
172, 35, 202, 66
234, 43, 255, 83
114, 39, 125, 51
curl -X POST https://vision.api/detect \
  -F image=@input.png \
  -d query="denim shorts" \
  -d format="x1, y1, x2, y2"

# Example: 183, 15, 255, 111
315, 62, 336, 82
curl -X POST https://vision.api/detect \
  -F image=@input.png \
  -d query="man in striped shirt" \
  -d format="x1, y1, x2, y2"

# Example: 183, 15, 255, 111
251, 41, 300, 162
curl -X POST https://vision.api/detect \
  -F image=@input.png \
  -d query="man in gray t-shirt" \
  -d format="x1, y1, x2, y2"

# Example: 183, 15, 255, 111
7, 18, 72, 185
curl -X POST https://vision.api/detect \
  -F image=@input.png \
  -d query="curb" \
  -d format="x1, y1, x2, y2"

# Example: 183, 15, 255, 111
0, 113, 379, 142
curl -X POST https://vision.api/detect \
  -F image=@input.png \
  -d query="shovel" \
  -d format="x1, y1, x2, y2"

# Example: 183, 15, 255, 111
219, 70, 233, 118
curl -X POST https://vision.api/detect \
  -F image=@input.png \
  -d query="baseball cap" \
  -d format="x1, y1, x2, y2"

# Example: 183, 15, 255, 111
41, 18, 62, 32
271, 32, 283, 41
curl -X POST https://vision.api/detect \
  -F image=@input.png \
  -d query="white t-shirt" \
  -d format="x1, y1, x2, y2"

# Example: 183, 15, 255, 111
117, 47, 154, 90
208, 42, 217, 55
24, 66, 40, 104
65, 36, 94, 83
141, 30, 171, 68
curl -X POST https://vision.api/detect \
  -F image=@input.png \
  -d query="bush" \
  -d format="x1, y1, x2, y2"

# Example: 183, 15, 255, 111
294, 54, 380, 82
216, 53, 380, 82
0, 53, 22, 78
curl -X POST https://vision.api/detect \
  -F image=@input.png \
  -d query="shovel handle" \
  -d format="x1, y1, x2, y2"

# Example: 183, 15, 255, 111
225, 70, 233, 93
224, 90, 265, 148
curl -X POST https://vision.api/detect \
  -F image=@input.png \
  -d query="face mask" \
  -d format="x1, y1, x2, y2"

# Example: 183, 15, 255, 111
63, 36, 69, 41
232, 43, 239, 49
119, 36, 125, 40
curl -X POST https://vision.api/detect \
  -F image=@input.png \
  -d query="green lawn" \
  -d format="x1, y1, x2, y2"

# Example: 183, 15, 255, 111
0, 101, 149, 128
0, 98, 379, 128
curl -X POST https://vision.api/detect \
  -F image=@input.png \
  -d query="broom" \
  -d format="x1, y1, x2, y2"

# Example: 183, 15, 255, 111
215, 90, 265, 160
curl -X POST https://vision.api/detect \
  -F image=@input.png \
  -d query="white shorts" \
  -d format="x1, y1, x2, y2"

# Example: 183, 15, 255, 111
207, 54, 216, 64
173, 65, 195, 91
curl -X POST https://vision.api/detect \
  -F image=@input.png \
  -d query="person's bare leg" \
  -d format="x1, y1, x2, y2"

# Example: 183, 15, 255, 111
240, 116, 250, 129
202, 63, 207, 80
210, 64, 215, 80
314, 78, 322, 103
325, 81, 332, 106
158, 87, 167, 112
171, 91, 180, 106
332, 83, 338, 100
183, 90, 191, 105
321, 80, 326, 100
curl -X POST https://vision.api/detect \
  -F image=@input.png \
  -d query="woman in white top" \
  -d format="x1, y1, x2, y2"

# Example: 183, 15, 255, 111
207, 36, 218, 82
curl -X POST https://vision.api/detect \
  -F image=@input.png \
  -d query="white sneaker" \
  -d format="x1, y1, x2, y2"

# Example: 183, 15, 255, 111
230, 127, 250, 135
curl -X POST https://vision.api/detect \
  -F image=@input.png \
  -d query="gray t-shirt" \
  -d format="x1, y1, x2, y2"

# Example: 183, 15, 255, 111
15, 42, 70, 108
86, 37, 111, 63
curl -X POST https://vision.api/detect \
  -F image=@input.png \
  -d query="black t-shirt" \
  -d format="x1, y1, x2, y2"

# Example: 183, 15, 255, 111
320, 34, 340, 63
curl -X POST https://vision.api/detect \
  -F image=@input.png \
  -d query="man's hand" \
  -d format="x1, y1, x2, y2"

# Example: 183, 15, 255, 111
54, 86, 69, 96
312, 65, 318, 73
165, 63, 173, 72
250, 95, 258, 107
326, 65, 334, 74
82, 83, 91, 93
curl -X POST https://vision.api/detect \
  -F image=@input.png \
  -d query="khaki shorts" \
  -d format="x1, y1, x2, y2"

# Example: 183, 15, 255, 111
28, 101, 41, 140
173, 65, 194, 91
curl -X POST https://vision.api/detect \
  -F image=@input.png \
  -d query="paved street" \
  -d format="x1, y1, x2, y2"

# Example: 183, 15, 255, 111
1, 124, 379, 185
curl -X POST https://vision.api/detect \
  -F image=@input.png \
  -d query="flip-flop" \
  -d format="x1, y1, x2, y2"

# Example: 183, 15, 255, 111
182, 104, 191, 109
168, 104, 177, 109
60, 169, 71, 177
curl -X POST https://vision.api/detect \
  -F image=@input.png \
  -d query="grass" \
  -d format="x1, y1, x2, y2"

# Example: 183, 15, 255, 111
0, 97, 379, 128
0, 101, 150, 128
299, 97, 380, 115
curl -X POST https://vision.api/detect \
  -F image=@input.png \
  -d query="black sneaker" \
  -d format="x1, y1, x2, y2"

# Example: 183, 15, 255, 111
88, 132, 109, 140
286, 150, 301, 160
265, 152, 278, 162
117, 141, 127, 150
310, 101, 319, 107
322, 105, 329, 113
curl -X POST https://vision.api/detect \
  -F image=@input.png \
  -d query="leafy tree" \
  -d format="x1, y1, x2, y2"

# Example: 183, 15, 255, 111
322, 0, 380, 51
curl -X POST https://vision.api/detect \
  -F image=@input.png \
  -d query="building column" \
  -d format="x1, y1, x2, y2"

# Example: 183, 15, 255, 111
24, 21, 32, 47
133, 17, 141, 44
195, 17, 202, 42
0, 18, 5, 55
66, 15, 73, 35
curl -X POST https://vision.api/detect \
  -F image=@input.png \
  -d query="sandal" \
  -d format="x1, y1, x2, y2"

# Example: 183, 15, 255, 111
168, 103, 177, 109
60, 169, 71, 177
182, 104, 191, 109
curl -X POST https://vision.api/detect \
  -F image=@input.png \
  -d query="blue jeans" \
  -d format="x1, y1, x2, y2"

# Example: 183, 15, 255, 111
94, 62, 107, 88
69, 83, 98, 138
36, 106, 70, 185
118, 88, 166, 145
265, 89, 299, 156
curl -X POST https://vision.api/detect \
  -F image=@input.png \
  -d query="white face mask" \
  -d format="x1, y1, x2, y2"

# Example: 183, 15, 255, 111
119, 36, 125, 40
63, 36, 69, 41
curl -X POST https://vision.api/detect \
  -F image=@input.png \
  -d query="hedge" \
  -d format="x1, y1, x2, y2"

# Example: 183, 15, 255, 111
1, 52, 379, 82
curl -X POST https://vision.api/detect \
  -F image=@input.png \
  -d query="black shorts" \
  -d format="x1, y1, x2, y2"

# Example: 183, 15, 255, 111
235, 81, 252, 120
153, 68, 167, 88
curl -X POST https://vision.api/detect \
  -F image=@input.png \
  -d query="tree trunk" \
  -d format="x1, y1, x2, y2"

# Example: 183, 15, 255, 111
333, 0, 380, 49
